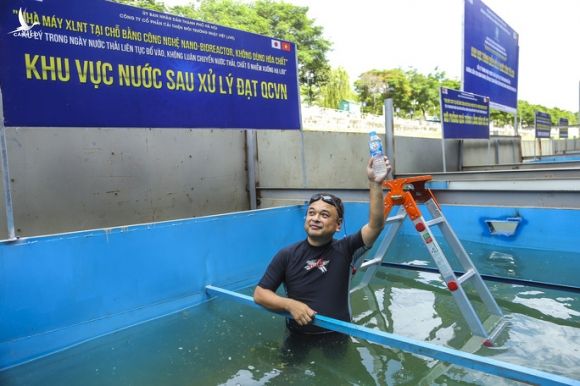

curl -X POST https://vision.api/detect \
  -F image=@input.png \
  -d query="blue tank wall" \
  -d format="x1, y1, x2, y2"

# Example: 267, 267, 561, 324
0, 206, 306, 371
412, 205, 578, 253
0, 203, 578, 370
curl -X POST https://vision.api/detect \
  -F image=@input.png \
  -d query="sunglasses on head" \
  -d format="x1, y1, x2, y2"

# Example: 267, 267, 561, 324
309, 193, 343, 219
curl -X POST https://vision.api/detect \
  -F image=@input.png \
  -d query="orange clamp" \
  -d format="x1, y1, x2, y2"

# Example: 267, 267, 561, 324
383, 175, 437, 220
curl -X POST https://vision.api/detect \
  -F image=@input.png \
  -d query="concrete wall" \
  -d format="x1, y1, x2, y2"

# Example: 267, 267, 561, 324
551, 138, 580, 155
462, 137, 521, 166
256, 131, 464, 188
257, 130, 370, 189
0, 128, 248, 238
255, 131, 466, 208
393, 136, 460, 173
255, 130, 372, 209
521, 138, 553, 158
0, 127, 526, 239
521, 138, 580, 158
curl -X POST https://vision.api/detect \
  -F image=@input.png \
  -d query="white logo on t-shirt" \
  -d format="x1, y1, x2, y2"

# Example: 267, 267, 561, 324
304, 258, 329, 273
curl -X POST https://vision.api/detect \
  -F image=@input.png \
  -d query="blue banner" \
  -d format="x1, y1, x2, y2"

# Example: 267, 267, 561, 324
440, 87, 489, 139
0, 0, 300, 129
463, 0, 519, 113
559, 118, 568, 139
535, 111, 552, 139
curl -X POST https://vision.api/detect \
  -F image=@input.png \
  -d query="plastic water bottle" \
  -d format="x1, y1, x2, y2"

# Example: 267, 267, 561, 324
368, 131, 387, 176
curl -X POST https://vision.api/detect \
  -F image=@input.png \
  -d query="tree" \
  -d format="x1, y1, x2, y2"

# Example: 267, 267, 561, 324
354, 69, 411, 115
546, 106, 577, 126
114, 0, 167, 12
354, 66, 577, 129
319, 67, 353, 109
406, 68, 441, 119
354, 68, 459, 117
170, 0, 332, 102
489, 110, 514, 127
113, 0, 332, 103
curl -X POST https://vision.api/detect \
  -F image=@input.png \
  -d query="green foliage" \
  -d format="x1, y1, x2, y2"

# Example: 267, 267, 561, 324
354, 67, 577, 127
170, 0, 332, 101
406, 68, 442, 119
114, 0, 167, 12
354, 68, 458, 118
318, 67, 353, 109
107, 1, 580, 124
112, 0, 332, 101
517, 100, 536, 127
489, 110, 513, 127
546, 107, 578, 126
354, 69, 412, 115
517, 101, 578, 127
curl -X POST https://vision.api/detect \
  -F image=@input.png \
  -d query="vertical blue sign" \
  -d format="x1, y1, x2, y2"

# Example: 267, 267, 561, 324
463, 0, 519, 113
0, 0, 301, 129
440, 87, 490, 139
559, 118, 568, 139
535, 111, 552, 139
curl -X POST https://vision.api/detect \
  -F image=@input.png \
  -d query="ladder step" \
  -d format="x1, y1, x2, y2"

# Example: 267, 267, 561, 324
425, 217, 445, 227
484, 317, 508, 345
385, 214, 406, 224
457, 269, 476, 285
361, 257, 383, 269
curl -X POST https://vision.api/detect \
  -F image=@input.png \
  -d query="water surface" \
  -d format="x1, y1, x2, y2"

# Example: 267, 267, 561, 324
2, 236, 579, 385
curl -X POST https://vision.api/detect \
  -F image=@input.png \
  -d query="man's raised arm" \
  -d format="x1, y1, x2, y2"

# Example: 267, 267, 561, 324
361, 156, 391, 247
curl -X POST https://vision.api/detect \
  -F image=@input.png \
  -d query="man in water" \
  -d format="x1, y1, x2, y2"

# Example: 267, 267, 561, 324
253, 156, 390, 336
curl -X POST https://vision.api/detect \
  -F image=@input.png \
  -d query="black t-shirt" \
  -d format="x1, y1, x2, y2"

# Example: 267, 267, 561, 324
258, 231, 365, 333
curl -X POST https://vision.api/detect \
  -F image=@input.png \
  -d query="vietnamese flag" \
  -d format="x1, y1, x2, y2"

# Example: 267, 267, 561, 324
281, 42, 292, 52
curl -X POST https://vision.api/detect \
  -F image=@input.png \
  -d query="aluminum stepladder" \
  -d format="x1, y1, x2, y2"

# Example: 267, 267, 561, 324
351, 175, 505, 345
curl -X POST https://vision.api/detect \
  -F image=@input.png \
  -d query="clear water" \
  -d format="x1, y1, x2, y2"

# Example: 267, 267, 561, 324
2, 235, 579, 385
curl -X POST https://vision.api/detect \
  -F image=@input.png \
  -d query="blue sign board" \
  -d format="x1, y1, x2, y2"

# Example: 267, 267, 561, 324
440, 87, 489, 139
0, 0, 300, 129
559, 118, 568, 139
463, 0, 519, 113
535, 111, 552, 138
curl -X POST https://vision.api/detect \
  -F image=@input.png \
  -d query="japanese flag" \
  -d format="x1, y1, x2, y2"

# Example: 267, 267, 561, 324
271, 39, 281, 49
